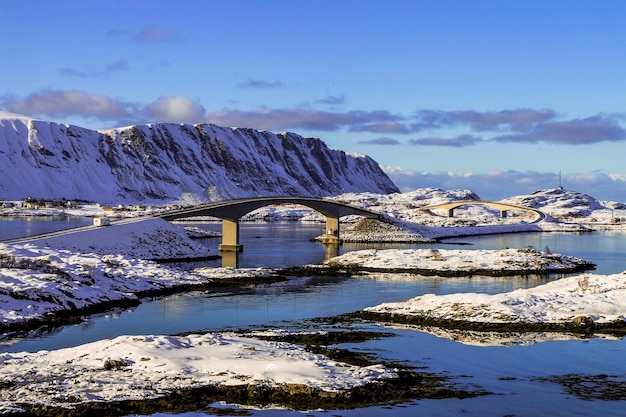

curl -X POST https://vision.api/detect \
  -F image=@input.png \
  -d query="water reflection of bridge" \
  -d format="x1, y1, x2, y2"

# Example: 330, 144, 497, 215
160, 197, 381, 267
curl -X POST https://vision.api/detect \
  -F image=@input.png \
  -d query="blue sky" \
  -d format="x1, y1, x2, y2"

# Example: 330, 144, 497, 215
2, 0, 626, 201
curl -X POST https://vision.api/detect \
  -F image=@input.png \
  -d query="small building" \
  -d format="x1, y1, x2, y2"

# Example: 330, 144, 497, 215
93, 217, 111, 227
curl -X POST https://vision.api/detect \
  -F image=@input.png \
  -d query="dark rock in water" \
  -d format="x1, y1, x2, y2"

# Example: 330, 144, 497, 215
572, 315, 595, 328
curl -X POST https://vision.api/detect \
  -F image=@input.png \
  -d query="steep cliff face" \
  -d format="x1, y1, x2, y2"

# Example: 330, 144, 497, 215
0, 113, 398, 204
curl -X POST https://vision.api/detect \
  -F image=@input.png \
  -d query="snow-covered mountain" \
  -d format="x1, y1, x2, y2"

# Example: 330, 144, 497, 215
0, 112, 398, 204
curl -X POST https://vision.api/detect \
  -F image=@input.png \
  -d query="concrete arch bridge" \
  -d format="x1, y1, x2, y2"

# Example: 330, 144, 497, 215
160, 197, 382, 252
425, 201, 545, 223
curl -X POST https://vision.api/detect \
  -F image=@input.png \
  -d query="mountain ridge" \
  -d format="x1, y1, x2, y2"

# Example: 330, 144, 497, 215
0, 113, 398, 204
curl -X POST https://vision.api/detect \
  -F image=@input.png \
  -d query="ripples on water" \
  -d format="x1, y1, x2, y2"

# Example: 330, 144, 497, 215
2, 219, 626, 416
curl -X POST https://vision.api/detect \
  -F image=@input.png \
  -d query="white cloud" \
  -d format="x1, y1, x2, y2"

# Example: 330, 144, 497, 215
142, 96, 206, 124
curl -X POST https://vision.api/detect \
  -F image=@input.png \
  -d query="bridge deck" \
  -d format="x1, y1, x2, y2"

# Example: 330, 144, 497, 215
160, 197, 381, 222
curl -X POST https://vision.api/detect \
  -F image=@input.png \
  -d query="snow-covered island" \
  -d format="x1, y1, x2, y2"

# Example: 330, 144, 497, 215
357, 271, 626, 333
323, 247, 595, 276
0, 332, 398, 415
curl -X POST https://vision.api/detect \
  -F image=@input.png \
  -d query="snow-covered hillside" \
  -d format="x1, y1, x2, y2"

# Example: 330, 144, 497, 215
0, 112, 398, 204
503, 188, 603, 214
502, 188, 626, 223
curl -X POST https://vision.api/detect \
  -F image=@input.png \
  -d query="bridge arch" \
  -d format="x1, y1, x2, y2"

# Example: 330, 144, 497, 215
425, 201, 545, 222
160, 197, 382, 252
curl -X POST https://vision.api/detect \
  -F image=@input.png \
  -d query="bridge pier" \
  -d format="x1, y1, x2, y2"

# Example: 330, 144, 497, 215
447, 208, 454, 217
221, 251, 240, 268
322, 216, 340, 244
218, 219, 243, 252
500, 210, 507, 218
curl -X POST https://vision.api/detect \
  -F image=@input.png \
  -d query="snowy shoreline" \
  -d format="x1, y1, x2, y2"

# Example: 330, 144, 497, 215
323, 247, 595, 276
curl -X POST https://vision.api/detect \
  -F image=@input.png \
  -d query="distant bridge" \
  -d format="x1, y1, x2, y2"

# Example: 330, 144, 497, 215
425, 201, 545, 222
160, 197, 382, 252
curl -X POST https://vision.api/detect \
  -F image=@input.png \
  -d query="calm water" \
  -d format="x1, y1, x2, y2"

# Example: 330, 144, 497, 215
0, 216, 92, 240
2, 219, 626, 416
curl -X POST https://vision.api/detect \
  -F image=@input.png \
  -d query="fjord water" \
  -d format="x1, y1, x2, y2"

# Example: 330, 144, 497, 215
2, 219, 626, 416
0, 216, 92, 240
